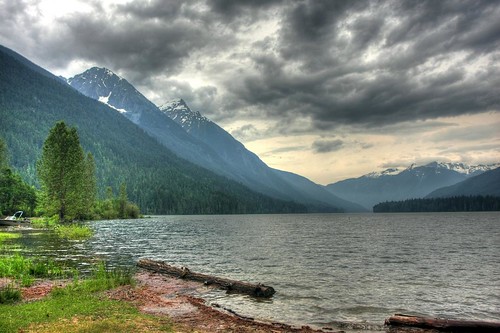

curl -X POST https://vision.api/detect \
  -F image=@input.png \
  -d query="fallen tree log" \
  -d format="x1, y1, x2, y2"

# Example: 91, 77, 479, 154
385, 314, 500, 332
137, 259, 276, 298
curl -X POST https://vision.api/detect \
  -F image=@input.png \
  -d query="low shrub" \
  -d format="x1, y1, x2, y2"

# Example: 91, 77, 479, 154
54, 224, 93, 240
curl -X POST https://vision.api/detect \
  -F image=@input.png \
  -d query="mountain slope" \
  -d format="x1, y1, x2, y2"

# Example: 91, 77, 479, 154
426, 167, 500, 198
68, 69, 364, 212
159, 99, 366, 212
67, 68, 234, 178
325, 162, 499, 210
0, 44, 306, 214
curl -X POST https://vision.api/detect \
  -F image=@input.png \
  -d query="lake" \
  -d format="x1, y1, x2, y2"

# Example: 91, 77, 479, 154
5, 212, 500, 330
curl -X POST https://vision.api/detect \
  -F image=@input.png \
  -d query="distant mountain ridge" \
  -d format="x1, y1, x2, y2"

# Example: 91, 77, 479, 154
0, 44, 306, 214
366, 162, 497, 179
68, 67, 241, 180
68, 67, 365, 212
325, 162, 500, 210
426, 167, 500, 198
159, 99, 366, 212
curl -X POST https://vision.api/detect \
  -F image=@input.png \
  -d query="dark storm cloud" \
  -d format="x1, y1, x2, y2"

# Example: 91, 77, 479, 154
1, 0, 498, 132
207, 0, 284, 21
40, 2, 228, 77
226, 0, 500, 131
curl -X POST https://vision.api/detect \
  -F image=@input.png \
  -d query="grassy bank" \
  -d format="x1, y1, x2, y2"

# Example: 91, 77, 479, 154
0, 260, 174, 332
30, 216, 94, 240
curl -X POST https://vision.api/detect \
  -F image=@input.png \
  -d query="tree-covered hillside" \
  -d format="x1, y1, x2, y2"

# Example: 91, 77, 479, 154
0, 45, 305, 214
373, 196, 500, 212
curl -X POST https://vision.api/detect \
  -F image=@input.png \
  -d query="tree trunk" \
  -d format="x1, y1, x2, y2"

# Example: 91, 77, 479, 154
137, 259, 275, 298
385, 314, 500, 332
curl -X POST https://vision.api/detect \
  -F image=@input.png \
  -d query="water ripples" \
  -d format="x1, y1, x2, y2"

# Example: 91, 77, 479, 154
5, 212, 500, 330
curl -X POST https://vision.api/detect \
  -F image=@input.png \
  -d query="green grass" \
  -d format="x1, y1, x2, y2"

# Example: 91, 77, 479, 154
0, 284, 21, 304
54, 224, 93, 240
0, 262, 173, 333
0, 288, 173, 332
0, 232, 20, 244
55, 262, 135, 295
0, 254, 66, 286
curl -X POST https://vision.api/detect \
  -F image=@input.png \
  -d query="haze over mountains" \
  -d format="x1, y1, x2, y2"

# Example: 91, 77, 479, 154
68, 67, 365, 212
426, 167, 500, 199
0, 45, 308, 214
1, 44, 498, 214
326, 162, 500, 210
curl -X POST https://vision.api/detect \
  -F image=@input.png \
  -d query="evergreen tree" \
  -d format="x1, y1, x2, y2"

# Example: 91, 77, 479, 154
0, 138, 36, 216
37, 121, 90, 221
82, 152, 97, 217
0, 137, 8, 169
118, 182, 127, 219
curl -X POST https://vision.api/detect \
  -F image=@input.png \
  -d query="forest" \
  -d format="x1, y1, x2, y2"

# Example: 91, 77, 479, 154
373, 195, 500, 212
0, 48, 306, 215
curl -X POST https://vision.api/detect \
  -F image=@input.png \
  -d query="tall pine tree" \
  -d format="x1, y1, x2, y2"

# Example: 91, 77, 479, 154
37, 121, 95, 221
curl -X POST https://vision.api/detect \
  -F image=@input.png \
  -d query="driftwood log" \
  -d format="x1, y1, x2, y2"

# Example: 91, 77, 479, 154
137, 259, 275, 298
385, 314, 500, 332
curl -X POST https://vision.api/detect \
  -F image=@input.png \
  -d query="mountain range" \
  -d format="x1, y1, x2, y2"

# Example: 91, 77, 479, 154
68, 67, 365, 212
1, 44, 498, 214
0, 44, 307, 214
325, 162, 500, 210
426, 166, 500, 198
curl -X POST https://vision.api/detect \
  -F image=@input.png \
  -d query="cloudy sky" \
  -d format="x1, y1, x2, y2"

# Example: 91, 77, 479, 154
1, 0, 499, 184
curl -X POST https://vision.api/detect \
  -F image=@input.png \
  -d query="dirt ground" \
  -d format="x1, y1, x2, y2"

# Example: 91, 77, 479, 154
106, 271, 339, 333
10, 272, 338, 333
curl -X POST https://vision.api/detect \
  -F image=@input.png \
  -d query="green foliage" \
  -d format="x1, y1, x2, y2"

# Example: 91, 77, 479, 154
30, 215, 60, 228
0, 289, 173, 333
0, 47, 306, 215
373, 195, 500, 212
0, 232, 20, 244
92, 184, 140, 219
54, 224, 93, 240
0, 138, 37, 216
0, 137, 8, 169
0, 284, 21, 304
0, 254, 66, 287
37, 121, 96, 221
56, 262, 134, 295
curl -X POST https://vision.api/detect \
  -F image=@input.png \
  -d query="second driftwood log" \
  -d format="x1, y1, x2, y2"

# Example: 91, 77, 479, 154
385, 314, 500, 332
137, 259, 276, 298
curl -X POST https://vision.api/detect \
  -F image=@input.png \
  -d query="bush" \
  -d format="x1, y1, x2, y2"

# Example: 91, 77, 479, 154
30, 215, 59, 228
54, 224, 93, 240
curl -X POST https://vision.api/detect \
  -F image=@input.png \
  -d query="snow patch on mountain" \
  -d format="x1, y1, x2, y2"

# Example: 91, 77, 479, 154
364, 162, 499, 179
365, 168, 400, 178
159, 99, 210, 128
97, 91, 127, 113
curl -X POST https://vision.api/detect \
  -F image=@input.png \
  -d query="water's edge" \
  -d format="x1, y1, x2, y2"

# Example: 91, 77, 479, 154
5, 212, 500, 330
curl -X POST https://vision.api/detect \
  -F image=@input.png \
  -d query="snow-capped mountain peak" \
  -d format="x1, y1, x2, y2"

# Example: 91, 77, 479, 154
365, 168, 400, 178
158, 99, 210, 128
423, 161, 500, 175
68, 67, 154, 116
363, 161, 500, 179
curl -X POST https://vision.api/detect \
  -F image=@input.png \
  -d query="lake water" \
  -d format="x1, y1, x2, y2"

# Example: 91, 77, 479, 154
5, 212, 500, 330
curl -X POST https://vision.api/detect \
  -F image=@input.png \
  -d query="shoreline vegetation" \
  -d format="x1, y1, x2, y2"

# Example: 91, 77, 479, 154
0, 251, 330, 333
1, 122, 141, 241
